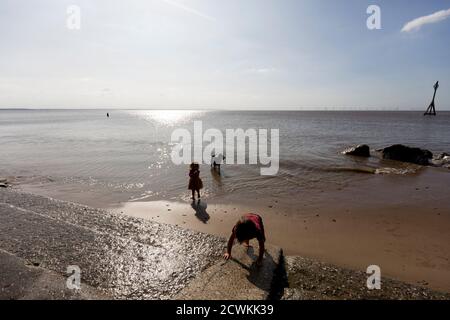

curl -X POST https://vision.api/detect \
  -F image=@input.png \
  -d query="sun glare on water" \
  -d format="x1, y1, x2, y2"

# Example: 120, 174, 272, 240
128, 110, 204, 126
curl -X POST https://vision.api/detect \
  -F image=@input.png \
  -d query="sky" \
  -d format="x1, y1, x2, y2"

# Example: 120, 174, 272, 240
0, 0, 449, 110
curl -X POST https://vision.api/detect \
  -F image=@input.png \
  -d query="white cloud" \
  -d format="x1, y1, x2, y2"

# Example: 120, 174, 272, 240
401, 8, 450, 32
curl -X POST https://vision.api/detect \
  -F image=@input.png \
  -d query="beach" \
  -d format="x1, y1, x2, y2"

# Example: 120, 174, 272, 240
1, 187, 449, 300
110, 167, 450, 293
6, 164, 450, 294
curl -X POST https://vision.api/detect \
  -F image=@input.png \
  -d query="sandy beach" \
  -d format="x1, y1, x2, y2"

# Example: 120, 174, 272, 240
114, 167, 450, 292
2, 187, 449, 300
12, 165, 450, 294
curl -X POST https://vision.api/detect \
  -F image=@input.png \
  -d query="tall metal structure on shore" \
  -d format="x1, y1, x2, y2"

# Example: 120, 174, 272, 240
424, 81, 439, 116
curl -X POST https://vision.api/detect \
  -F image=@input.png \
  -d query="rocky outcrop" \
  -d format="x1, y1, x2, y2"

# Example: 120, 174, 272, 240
342, 144, 370, 157
381, 144, 433, 166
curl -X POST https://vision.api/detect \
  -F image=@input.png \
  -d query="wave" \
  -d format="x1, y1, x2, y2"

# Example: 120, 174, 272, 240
279, 160, 422, 176
431, 155, 450, 169
321, 165, 421, 175
322, 167, 377, 174
374, 167, 419, 175
278, 159, 377, 175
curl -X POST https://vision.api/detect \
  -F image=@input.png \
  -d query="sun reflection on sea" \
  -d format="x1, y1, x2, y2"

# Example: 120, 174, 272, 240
128, 110, 204, 126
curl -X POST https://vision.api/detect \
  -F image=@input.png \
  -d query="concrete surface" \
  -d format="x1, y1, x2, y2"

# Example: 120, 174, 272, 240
176, 244, 282, 300
0, 189, 225, 299
0, 249, 107, 299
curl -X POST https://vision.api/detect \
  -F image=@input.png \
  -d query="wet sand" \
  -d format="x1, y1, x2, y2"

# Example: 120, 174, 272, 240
8, 166, 450, 293
109, 167, 450, 293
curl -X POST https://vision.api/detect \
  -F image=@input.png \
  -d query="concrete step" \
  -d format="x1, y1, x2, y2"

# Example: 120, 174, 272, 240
1, 189, 283, 300
0, 249, 108, 300
0, 189, 225, 299
176, 243, 282, 300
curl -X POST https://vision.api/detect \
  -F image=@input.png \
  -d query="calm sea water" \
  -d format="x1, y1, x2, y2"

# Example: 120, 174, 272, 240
1, 110, 450, 204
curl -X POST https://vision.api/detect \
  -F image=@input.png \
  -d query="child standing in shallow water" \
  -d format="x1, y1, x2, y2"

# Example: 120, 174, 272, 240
188, 163, 203, 200
223, 213, 266, 265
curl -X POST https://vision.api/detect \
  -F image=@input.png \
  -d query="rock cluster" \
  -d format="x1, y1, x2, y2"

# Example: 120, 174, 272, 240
343, 144, 437, 166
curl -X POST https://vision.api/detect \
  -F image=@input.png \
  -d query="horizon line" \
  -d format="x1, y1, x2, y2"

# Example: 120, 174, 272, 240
1, 107, 450, 112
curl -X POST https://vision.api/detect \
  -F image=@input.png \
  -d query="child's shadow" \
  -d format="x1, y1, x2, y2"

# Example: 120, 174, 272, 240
230, 249, 277, 294
245, 246, 257, 260
191, 200, 210, 224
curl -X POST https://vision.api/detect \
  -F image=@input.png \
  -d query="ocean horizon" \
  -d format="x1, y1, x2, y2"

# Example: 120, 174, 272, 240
2, 109, 450, 206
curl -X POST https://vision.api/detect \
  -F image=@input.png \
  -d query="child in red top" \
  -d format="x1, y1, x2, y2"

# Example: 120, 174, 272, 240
223, 213, 266, 265
188, 162, 203, 200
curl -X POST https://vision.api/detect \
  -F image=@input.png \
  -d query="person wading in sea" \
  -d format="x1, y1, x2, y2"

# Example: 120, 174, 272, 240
188, 162, 203, 201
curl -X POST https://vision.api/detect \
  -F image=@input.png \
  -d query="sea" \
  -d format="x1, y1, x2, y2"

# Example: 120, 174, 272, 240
1, 109, 450, 205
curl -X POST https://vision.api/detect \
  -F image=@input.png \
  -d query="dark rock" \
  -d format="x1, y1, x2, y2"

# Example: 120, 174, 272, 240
381, 144, 433, 166
342, 145, 370, 157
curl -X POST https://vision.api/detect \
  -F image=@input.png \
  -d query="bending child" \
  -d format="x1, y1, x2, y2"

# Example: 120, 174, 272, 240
223, 213, 266, 265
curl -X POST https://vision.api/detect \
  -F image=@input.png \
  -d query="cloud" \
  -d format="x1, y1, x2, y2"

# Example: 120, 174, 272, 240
401, 8, 450, 32
161, 0, 216, 22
